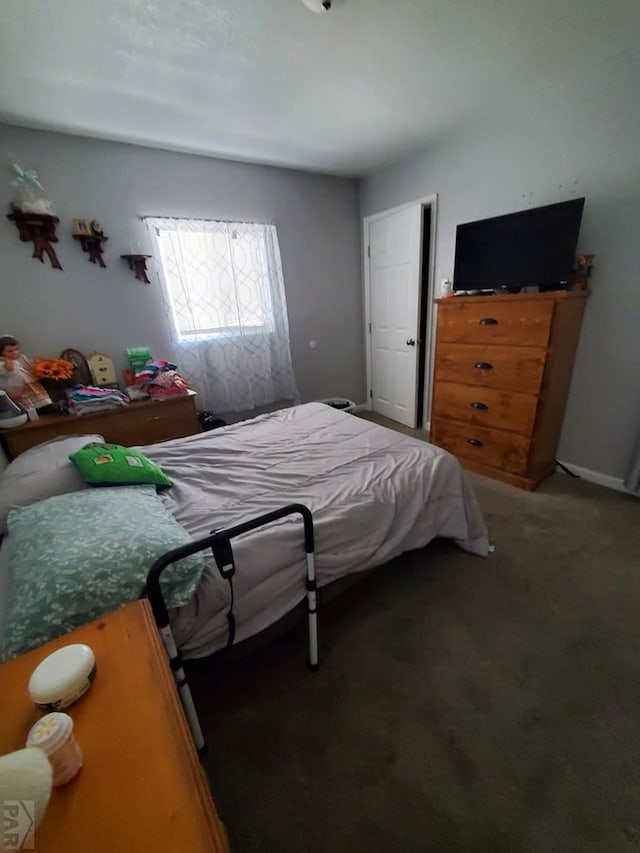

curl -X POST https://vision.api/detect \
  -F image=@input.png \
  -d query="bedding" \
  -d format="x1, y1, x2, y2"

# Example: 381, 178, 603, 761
137, 402, 489, 659
1, 485, 204, 660
0, 434, 104, 533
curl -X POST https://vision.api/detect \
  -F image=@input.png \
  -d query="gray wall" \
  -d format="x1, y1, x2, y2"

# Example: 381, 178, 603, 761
0, 125, 364, 407
360, 69, 640, 480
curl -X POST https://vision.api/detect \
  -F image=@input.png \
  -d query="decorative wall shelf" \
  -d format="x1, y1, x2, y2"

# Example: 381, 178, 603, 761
74, 234, 108, 267
7, 211, 62, 270
121, 254, 152, 283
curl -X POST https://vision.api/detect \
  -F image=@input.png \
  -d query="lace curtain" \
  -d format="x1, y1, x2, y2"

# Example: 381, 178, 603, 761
146, 218, 299, 413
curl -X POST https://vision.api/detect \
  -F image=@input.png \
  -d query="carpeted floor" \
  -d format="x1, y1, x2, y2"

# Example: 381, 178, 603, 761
194, 470, 640, 853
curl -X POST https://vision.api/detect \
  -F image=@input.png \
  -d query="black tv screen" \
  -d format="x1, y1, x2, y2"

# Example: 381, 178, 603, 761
453, 198, 585, 291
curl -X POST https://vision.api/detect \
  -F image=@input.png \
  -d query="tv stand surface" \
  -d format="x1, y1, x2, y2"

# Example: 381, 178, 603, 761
445, 289, 585, 305
431, 290, 589, 490
454, 285, 569, 297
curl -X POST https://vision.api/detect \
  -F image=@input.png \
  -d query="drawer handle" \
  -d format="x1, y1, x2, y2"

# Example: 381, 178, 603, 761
467, 438, 484, 447
474, 361, 494, 370
470, 401, 488, 410
479, 317, 499, 325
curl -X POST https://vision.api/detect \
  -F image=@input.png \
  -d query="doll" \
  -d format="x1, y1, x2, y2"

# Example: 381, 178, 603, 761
0, 335, 51, 409
0, 335, 35, 385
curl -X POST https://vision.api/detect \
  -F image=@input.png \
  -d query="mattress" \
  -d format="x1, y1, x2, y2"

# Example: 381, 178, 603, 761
139, 403, 489, 659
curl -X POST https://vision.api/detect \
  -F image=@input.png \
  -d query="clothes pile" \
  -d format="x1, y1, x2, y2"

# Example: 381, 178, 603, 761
134, 360, 191, 401
68, 385, 130, 416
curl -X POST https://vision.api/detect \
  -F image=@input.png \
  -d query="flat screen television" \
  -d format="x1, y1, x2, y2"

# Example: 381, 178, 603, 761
453, 198, 585, 292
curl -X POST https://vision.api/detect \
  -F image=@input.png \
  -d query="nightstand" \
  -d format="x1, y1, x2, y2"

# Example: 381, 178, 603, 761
0, 600, 229, 852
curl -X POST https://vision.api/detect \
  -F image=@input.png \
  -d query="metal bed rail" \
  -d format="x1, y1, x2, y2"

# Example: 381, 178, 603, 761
145, 503, 317, 756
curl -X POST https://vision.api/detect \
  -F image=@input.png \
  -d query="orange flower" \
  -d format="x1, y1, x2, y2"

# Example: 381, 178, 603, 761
32, 358, 74, 381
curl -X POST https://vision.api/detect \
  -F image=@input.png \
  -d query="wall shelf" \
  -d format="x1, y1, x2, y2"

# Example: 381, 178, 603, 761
7, 211, 62, 270
74, 234, 108, 267
121, 253, 152, 283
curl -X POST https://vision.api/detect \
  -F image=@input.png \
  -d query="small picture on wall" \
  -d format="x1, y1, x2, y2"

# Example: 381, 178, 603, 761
72, 218, 91, 236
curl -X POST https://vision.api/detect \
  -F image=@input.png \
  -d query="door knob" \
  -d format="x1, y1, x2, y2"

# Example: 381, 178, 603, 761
406, 338, 416, 346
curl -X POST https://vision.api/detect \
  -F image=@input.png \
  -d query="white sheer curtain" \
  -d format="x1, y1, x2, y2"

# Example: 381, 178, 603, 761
146, 218, 299, 413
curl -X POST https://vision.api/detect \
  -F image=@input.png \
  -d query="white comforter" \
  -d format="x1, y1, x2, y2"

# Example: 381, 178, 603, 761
139, 403, 489, 659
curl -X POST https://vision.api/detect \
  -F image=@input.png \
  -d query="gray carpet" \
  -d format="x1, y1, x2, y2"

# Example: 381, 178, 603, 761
194, 472, 640, 853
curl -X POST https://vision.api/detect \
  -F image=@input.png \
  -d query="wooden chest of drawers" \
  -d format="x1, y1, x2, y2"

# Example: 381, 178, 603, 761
0, 392, 201, 459
431, 291, 588, 490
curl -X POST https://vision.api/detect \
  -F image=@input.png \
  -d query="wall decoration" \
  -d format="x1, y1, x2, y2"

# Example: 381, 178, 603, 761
121, 253, 152, 284
8, 160, 60, 268
59, 348, 92, 386
73, 219, 109, 267
9, 164, 55, 216
7, 211, 62, 270
87, 352, 117, 387
72, 218, 91, 236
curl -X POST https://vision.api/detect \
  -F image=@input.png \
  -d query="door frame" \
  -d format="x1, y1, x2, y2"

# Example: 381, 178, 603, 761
362, 194, 438, 430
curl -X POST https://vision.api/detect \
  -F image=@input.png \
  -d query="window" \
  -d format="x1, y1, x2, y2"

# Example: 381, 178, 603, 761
145, 217, 299, 413
149, 218, 282, 341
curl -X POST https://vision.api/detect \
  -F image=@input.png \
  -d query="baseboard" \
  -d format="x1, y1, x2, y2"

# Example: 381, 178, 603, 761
556, 460, 637, 496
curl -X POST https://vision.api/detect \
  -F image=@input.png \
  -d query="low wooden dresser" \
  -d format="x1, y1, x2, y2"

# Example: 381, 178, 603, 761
0, 600, 229, 852
431, 291, 588, 490
0, 391, 200, 459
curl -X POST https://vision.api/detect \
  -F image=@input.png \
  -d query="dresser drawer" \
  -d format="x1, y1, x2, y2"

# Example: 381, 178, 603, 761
107, 414, 190, 446
106, 402, 199, 446
431, 417, 530, 475
435, 343, 546, 394
437, 300, 554, 347
432, 381, 538, 435
140, 409, 199, 444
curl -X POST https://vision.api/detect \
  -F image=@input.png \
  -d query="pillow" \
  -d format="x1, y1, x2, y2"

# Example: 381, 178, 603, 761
69, 443, 172, 490
1, 485, 204, 661
0, 434, 105, 534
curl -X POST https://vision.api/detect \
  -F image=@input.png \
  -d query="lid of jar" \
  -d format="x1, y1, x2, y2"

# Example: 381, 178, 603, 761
28, 644, 95, 706
26, 712, 74, 755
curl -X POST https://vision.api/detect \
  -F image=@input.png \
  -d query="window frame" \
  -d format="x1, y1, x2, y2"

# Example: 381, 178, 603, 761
153, 220, 277, 343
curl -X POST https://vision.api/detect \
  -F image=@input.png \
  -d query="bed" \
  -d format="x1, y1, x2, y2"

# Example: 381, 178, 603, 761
0, 403, 488, 664
138, 402, 489, 659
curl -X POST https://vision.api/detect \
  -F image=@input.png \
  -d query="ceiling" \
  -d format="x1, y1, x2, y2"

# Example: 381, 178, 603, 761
0, 0, 635, 176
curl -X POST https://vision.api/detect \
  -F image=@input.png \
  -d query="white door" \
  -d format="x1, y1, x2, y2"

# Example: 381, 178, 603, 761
368, 205, 422, 428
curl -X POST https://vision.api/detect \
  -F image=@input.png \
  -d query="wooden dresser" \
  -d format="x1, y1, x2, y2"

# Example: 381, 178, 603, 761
0, 391, 200, 459
0, 600, 229, 852
431, 291, 588, 490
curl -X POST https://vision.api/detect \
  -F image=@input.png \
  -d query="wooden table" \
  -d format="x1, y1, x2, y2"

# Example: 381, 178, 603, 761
0, 600, 229, 852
